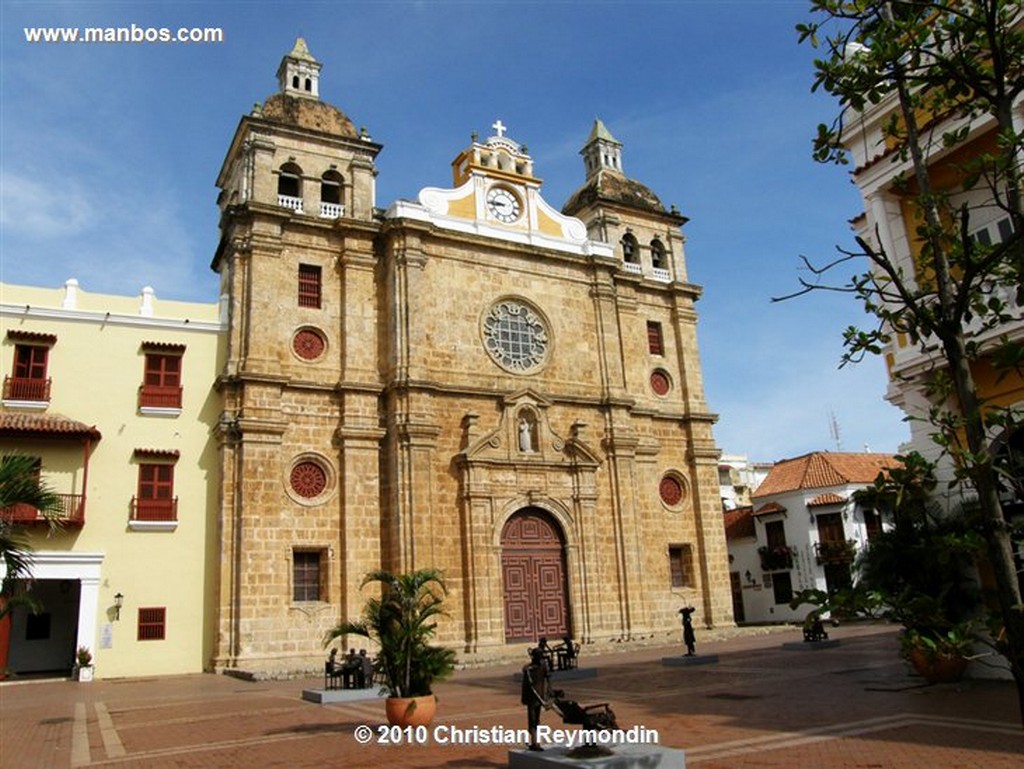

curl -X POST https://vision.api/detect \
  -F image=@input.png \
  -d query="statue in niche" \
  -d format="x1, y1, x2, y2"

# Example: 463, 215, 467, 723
518, 414, 536, 453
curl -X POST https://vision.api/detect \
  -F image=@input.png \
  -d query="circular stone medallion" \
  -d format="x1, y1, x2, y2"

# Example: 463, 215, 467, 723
482, 300, 549, 373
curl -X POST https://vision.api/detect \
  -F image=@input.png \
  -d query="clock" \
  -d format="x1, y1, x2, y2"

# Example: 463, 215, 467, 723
486, 186, 522, 223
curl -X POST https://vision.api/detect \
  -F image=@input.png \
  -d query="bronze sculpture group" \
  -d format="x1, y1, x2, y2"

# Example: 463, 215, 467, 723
520, 637, 618, 755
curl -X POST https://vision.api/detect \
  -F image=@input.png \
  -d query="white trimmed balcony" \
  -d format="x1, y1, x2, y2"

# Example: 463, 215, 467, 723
319, 202, 344, 219
278, 194, 304, 214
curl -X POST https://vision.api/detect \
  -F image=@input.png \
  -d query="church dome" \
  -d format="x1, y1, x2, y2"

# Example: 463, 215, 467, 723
260, 92, 359, 139
258, 38, 360, 139
562, 172, 667, 217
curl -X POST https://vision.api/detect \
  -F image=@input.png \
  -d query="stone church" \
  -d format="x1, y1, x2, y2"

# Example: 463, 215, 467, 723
210, 39, 731, 673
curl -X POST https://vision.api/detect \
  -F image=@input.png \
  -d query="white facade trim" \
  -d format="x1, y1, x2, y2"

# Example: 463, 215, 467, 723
0, 304, 223, 334
0, 551, 105, 660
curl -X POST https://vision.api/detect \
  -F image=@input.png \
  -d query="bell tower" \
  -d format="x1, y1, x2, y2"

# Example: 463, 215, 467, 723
276, 37, 321, 99
580, 118, 624, 180
209, 38, 385, 674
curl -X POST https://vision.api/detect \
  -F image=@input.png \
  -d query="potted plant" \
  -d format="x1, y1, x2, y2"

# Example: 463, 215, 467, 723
325, 568, 456, 726
900, 624, 975, 684
74, 646, 94, 682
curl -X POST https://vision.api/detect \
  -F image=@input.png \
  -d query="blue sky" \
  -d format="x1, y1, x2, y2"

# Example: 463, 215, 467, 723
0, 0, 910, 463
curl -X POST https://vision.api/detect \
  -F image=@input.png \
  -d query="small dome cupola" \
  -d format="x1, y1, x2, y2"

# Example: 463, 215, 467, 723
581, 118, 623, 181
276, 37, 321, 99
563, 120, 670, 218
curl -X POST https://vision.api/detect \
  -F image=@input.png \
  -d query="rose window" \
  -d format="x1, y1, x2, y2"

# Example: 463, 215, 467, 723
293, 328, 326, 361
660, 475, 685, 507
290, 461, 327, 498
650, 369, 671, 396
483, 300, 548, 373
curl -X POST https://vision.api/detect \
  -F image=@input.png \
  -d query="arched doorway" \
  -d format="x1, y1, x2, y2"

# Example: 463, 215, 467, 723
501, 508, 570, 642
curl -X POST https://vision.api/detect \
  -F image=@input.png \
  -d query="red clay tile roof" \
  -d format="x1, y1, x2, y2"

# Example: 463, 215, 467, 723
6, 330, 57, 345
753, 501, 787, 517
133, 448, 180, 460
753, 452, 897, 499
0, 413, 101, 440
141, 342, 186, 353
808, 492, 847, 507
724, 506, 755, 540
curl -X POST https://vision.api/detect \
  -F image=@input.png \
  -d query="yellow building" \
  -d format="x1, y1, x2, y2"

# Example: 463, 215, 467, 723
844, 67, 1024, 561
209, 40, 731, 674
0, 279, 224, 678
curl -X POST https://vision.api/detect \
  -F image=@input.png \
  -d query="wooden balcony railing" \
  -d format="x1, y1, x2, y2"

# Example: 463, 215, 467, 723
1, 493, 85, 526
138, 384, 183, 409
131, 496, 178, 522
815, 539, 857, 565
3, 376, 51, 402
758, 545, 795, 571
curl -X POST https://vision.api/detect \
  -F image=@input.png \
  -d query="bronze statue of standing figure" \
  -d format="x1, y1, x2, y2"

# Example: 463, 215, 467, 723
521, 645, 552, 751
679, 606, 697, 656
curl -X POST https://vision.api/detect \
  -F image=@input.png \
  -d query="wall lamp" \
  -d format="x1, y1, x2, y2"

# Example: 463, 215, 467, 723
114, 592, 124, 621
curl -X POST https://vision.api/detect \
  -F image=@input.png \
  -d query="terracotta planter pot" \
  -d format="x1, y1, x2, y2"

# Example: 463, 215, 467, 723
385, 695, 436, 726
908, 647, 968, 684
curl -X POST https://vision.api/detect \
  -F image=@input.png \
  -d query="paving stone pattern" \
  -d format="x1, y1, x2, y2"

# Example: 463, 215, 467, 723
2, 624, 1022, 768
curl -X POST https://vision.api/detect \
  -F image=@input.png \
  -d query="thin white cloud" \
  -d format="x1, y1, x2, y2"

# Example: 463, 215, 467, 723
1, 163, 206, 300
0, 171, 96, 238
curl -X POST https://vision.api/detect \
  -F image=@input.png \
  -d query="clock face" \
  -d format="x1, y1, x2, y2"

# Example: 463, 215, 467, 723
486, 187, 522, 223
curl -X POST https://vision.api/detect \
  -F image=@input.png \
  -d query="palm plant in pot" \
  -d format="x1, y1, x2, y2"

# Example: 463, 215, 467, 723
325, 568, 456, 726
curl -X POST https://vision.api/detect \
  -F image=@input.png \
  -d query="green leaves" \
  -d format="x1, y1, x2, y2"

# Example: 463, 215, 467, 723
324, 568, 455, 698
1, 453, 66, 618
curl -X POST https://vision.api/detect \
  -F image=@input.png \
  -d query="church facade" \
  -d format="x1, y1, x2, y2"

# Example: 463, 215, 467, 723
210, 39, 731, 673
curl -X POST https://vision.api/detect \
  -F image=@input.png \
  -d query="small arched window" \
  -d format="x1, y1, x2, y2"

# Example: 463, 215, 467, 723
650, 239, 667, 269
278, 163, 303, 213
278, 163, 302, 198
320, 171, 342, 205
292, 75, 300, 89
621, 233, 639, 264
319, 170, 343, 218
305, 77, 312, 92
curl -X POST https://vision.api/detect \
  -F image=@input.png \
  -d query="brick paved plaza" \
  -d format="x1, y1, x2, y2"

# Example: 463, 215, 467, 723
2, 623, 1022, 768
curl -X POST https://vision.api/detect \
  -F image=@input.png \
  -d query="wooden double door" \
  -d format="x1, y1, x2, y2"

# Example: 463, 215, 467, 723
501, 508, 570, 642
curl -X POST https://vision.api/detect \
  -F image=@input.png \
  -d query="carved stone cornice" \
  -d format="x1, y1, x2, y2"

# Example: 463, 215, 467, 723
236, 417, 288, 440
396, 421, 442, 447
333, 424, 386, 448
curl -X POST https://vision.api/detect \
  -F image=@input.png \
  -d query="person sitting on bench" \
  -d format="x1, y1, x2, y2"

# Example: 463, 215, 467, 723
553, 636, 580, 670
325, 648, 345, 689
